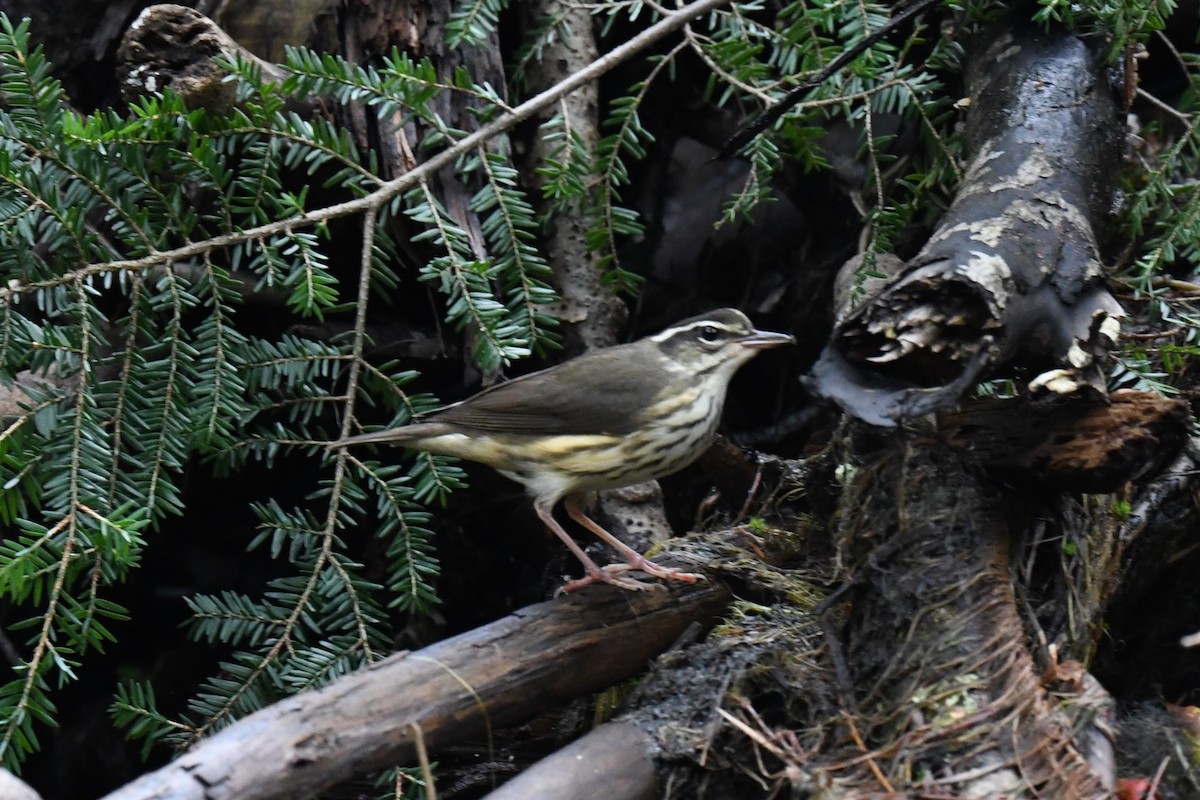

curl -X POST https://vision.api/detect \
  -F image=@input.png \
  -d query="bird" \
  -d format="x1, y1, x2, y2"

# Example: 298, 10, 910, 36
329, 308, 794, 592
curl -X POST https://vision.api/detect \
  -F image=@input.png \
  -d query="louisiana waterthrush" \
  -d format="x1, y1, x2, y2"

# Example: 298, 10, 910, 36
330, 308, 794, 591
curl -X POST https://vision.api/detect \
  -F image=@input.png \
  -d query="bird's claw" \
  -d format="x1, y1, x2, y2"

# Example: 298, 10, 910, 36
555, 559, 704, 595
633, 562, 703, 583
618, 554, 703, 584
556, 569, 657, 595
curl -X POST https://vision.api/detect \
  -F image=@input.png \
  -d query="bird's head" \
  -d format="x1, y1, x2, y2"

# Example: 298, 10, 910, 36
649, 308, 795, 379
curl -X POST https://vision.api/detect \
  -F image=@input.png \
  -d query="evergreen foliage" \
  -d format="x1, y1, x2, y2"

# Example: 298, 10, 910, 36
0, 13, 525, 768
0, 0, 1193, 790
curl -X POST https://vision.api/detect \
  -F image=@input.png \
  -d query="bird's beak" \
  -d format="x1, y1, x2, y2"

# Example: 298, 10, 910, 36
739, 329, 796, 350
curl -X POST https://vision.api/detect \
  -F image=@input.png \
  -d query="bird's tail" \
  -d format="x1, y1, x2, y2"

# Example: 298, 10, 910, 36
327, 423, 449, 449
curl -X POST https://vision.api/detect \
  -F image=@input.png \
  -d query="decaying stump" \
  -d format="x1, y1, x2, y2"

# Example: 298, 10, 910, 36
480, 407, 1190, 800
459, 14, 1194, 800
824, 440, 1112, 797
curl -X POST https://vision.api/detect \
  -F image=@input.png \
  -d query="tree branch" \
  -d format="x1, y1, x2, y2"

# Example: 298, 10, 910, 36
2, 0, 734, 302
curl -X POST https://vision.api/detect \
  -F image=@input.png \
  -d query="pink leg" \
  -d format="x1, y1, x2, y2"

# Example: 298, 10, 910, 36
534, 501, 654, 593
562, 496, 702, 588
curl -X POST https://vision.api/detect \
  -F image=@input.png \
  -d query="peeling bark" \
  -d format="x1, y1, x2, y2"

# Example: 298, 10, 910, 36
807, 18, 1125, 426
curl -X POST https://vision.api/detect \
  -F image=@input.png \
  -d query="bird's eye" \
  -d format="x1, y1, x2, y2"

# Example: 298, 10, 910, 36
699, 325, 721, 342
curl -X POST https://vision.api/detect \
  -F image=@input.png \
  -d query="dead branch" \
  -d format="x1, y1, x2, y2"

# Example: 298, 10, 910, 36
480, 721, 658, 800
99, 579, 731, 800
807, 16, 1124, 426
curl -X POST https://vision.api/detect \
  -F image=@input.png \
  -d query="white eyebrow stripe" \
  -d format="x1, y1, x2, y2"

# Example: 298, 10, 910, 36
648, 320, 741, 343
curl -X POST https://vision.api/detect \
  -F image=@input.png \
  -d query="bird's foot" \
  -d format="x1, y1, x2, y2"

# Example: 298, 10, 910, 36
625, 556, 703, 584
555, 566, 657, 595
554, 558, 703, 595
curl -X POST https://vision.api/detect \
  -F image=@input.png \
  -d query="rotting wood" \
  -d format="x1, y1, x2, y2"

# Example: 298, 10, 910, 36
557, 435, 1121, 798
807, 17, 1124, 426
116, 5, 286, 112
827, 440, 1113, 797
938, 390, 1189, 493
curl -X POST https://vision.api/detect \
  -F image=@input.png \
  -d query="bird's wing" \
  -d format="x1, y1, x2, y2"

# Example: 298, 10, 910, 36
430, 343, 667, 436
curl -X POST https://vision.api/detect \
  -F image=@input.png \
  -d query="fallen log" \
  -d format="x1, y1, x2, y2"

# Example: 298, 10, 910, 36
99, 578, 731, 800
